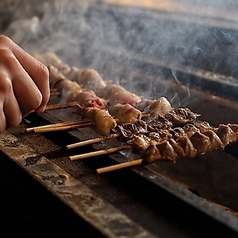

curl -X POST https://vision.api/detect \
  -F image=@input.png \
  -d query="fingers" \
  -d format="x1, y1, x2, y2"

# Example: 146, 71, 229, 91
0, 48, 43, 117
0, 74, 22, 132
0, 35, 50, 112
0, 103, 6, 133
12, 71, 43, 117
0, 35, 50, 132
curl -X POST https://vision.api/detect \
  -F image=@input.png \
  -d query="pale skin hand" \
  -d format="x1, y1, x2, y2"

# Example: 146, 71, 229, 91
0, 35, 50, 133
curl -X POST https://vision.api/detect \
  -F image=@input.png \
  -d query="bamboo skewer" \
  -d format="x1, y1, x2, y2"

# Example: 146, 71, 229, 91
26, 119, 92, 132
44, 102, 78, 111
45, 102, 150, 119
96, 159, 143, 174
69, 145, 132, 161
26, 121, 92, 133
66, 133, 120, 149
32, 122, 92, 133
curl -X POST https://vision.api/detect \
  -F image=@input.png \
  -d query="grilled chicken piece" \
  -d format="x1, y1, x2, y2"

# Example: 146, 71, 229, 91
136, 97, 172, 118
82, 107, 117, 136
75, 69, 107, 95
115, 120, 148, 140
165, 107, 200, 126
49, 65, 82, 102
49, 65, 107, 109
109, 103, 142, 124
98, 83, 141, 108
215, 124, 237, 146
75, 90, 107, 109
44, 52, 72, 75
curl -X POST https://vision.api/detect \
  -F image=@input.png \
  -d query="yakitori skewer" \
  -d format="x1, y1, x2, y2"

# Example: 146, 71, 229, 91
69, 121, 238, 175
69, 145, 132, 161
48, 65, 107, 109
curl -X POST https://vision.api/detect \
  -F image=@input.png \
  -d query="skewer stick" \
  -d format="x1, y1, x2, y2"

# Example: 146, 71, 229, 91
44, 102, 78, 111
26, 119, 92, 132
66, 133, 120, 149
30, 122, 92, 133
69, 145, 132, 161
96, 159, 143, 174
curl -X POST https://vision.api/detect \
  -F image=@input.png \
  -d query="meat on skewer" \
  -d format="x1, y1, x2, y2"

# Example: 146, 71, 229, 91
41, 52, 238, 155
137, 123, 238, 164
43, 52, 142, 107
69, 118, 238, 174
66, 106, 201, 148
96, 122, 238, 174
40, 52, 180, 121
80, 107, 117, 136
136, 97, 172, 118
97, 83, 141, 108
42, 53, 107, 94
109, 103, 142, 124
49, 65, 82, 102
43, 52, 72, 76
49, 65, 108, 109
48, 66, 144, 125
72, 68, 107, 95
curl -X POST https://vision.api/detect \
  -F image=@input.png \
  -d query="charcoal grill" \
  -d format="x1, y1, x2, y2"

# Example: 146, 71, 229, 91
1, 0, 238, 237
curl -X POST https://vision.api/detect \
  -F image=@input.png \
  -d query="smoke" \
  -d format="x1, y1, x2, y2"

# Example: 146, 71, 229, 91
1, 0, 238, 106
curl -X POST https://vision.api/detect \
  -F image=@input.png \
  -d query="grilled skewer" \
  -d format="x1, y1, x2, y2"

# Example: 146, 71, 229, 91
65, 107, 200, 148
70, 121, 238, 174
49, 65, 108, 109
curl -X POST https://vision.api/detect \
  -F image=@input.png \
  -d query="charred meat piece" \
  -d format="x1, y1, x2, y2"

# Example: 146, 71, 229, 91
114, 120, 148, 140
176, 136, 197, 158
148, 130, 172, 142
189, 131, 210, 155
142, 141, 177, 164
215, 124, 237, 146
165, 107, 200, 126
128, 131, 172, 154
170, 124, 200, 139
194, 121, 213, 133
146, 116, 173, 131
203, 130, 224, 151
141, 122, 238, 164
128, 134, 155, 154
228, 123, 238, 140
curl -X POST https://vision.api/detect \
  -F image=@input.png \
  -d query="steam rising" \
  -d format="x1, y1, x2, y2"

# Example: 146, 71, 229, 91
1, 0, 238, 106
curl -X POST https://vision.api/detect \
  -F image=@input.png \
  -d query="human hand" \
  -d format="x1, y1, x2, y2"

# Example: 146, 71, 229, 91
0, 35, 50, 132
